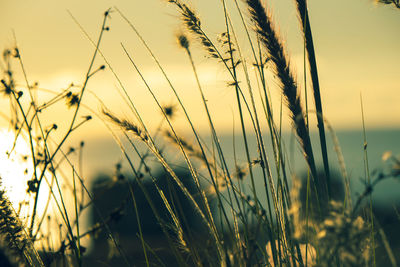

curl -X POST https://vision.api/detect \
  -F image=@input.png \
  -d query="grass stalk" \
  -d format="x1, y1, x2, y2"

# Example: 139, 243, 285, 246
360, 94, 376, 266
294, 0, 331, 198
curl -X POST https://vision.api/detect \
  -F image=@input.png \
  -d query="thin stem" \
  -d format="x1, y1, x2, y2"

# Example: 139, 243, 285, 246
360, 94, 376, 266
294, 0, 331, 197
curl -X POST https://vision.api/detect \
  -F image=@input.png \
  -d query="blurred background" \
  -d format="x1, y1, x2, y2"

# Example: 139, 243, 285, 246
0, 0, 399, 265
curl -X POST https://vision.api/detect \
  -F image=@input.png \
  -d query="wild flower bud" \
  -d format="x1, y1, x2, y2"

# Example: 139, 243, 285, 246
144, 166, 150, 173
115, 162, 122, 171
177, 34, 190, 50
13, 48, 20, 58
2, 49, 11, 59
162, 104, 177, 119
66, 93, 79, 107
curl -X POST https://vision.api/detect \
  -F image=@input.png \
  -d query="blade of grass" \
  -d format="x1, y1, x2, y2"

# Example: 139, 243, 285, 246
360, 93, 376, 267
294, 0, 331, 198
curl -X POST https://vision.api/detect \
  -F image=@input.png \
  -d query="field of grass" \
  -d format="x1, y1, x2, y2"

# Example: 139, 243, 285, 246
0, 0, 399, 266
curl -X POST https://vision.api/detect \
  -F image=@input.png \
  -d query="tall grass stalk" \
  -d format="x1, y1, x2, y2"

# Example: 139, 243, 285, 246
360, 94, 376, 266
294, 0, 331, 198
21, 10, 112, 252
243, 0, 319, 196
105, 46, 225, 260
71, 11, 226, 263
243, 6, 325, 260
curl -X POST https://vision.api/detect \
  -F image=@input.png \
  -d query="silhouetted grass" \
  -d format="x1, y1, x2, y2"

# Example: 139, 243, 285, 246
0, 1, 399, 266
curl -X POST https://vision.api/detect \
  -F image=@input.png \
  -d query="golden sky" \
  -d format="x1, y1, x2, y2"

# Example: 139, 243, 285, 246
1, 0, 399, 140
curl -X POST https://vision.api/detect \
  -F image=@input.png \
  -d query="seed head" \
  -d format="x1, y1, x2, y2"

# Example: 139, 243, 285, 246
162, 104, 178, 119
13, 48, 20, 58
177, 33, 190, 50
66, 93, 79, 107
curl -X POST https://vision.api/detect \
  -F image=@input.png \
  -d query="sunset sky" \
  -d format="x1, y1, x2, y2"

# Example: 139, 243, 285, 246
1, 0, 399, 139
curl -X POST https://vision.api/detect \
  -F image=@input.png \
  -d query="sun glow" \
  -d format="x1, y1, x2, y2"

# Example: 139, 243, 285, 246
0, 128, 79, 251
0, 128, 34, 212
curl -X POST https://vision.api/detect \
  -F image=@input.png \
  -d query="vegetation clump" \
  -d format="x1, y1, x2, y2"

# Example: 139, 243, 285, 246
0, 1, 399, 266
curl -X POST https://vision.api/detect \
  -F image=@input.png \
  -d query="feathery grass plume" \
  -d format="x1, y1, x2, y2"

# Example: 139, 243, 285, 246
176, 32, 190, 50
0, 186, 25, 266
375, 0, 400, 8
163, 129, 228, 194
103, 109, 149, 142
167, 0, 219, 58
0, 182, 44, 267
217, 31, 242, 70
163, 130, 215, 171
294, 0, 331, 197
244, 0, 318, 186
